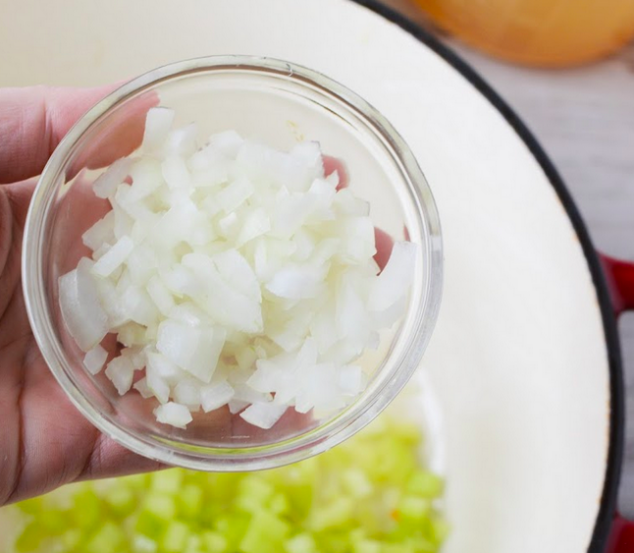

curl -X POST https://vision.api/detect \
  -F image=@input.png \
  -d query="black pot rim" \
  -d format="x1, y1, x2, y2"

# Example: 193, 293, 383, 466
347, 1, 625, 550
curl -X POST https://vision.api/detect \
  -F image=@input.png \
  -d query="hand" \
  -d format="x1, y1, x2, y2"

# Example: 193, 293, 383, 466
0, 86, 162, 507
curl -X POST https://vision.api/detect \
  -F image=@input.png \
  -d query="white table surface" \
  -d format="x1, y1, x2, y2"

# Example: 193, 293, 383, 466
384, 0, 634, 517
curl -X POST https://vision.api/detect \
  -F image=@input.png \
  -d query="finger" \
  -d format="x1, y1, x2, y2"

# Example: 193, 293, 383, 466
0, 85, 121, 184
374, 228, 394, 271
68, 90, 158, 176
323, 155, 349, 189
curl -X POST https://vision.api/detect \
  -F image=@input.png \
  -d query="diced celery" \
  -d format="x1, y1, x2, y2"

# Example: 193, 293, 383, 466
61, 528, 83, 550
352, 539, 382, 553
9, 415, 448, 553
151, 470, 183, 495
142, 491, 177, 520
383, 544, 416, 553
85, 521, 125, 553
396, 496, 431, 523
284, 532, 319, 553
269, 493, 290, 516
406, 471, 443, 499
314, 533, 349, 553
405, 536, 437, 553
177, 484, 204, 518
430, 516, 451, 545
16, 497, 43, 515
135, 510, 164, 538
123, 473, 151, 490
309, 497, 354, 532
342, 469, 373, 498
15, 522, 44, 552
240, 511, 290, 553
213, 515, 250, 549
201, 530, 228, 553
235, 476, 275, 513
104, 484, 136, 517
161, 520, 190, 553
40, 509, 67, 534
132, 533, 159, 553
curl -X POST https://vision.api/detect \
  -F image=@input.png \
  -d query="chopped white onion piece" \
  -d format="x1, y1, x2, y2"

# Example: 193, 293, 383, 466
154, 402, 192, 428
240, 402, 288, 430
143, 107, 175, 152
91, 236, 134, 277
105, 356, 135, 395
165, 123, 198, 157
201, 381, 234, 413
133, 377, 154, 399
157, 320, 225, 383
59, 258, 109, 352
368, 241, 417, 312
228, 399, 249, 414
82, 212, 115, 251
93, 158, 132, 199
83, 344, 108, 375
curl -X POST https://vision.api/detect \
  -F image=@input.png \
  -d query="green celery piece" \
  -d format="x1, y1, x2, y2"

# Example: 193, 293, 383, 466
308, 497, 354, 532
284, 533, 320, 553
61, 528, 83, 550
135, 510, 165, 538
142, 491, 177, 520
104, 484, 136, 517
213, 515, 250, 550
240, 511, 290, 553
70, 488, 103, 530
387, 420, 422, 445
201, 530, 228, 553
39, 508, 67, 534
406, 471, 444, 499
383, 544, 416, 553
124, 473, 151, 491
161, 520, 191, 553
204, 473, 241, 503
341, 469, 373, 499
269, 493, 290, 516
235, 476, 275, 513
429, 516, 451, 545
314, 533, 349, 553
151, 470, 184, 495
405, 536, 437, 553
132, 533, 159, 553
185, 535, 202, 549
396, 496, 432, 523
85, 521, 126, 553
352, 539, 382, 553
177, 484, 204, 518
349, 529, 367, 544
15, 522, 44, 552
15, 497, 43, 515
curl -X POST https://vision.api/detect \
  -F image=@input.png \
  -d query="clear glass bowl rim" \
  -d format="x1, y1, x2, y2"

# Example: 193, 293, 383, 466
22, 55, 443, 471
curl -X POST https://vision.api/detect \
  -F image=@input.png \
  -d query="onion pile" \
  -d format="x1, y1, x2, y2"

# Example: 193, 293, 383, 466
59, 107, 416, 429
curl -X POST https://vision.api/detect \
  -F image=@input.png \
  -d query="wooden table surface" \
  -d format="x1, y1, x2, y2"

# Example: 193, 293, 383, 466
383, 0, 634, 517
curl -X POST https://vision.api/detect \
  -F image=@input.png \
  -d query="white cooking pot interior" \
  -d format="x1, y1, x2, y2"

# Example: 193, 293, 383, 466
0, 1, 610, 552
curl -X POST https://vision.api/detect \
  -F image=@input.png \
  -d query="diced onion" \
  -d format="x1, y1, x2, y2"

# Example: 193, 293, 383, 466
83, 344, 108, 376
154, 402, 192, 428
60, 108, 417, 430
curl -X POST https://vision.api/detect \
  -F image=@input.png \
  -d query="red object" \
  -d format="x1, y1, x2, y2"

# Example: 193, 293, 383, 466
607, 513, 634, 553
601, 255, 634, 316
600, 253, 634, 552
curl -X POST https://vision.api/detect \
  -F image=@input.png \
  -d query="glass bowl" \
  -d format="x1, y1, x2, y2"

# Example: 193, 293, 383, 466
22, 56, 443, 471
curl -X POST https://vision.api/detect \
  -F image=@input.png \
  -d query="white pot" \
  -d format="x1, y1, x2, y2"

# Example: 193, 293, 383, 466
0, 0, 630, 550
